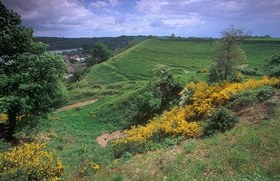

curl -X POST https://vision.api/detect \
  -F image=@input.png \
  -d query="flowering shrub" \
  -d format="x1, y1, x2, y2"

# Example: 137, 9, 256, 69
113, 107, 202, 156
181, 76, 280, 120
113, 76, 280, 156
0, 142, 64, 181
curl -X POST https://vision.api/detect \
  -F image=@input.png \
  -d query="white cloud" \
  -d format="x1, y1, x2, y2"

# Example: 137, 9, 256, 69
3, 0, 280, 37
136, 0, 169, 13
89, 0, 119, 8
163, 17, 204, 27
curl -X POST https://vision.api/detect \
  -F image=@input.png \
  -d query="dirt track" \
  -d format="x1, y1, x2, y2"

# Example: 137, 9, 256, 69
55, 99, 98, 112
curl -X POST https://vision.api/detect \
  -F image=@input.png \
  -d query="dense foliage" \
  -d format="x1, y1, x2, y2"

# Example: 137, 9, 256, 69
204, 107, 238, 136
0, 142, 63, 180
264, 54, 280, 77
35, 36, 147, 51
0, 2, 66, 139
85, 42, 113, 67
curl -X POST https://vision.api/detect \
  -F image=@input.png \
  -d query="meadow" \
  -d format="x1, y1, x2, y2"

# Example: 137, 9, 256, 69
3, 38, 279, 180
68, 38, 280, 103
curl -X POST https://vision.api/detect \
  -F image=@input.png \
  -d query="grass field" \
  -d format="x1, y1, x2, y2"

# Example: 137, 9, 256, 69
67, 38, 280, 104
38, 38, 280, 180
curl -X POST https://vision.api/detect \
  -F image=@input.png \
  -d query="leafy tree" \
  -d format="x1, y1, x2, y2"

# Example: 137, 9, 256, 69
72, 67, 88, 82
85, 42, 112, 67
153, 65, 181, 105
0, 2, 66, 140
209, 25, 248, 82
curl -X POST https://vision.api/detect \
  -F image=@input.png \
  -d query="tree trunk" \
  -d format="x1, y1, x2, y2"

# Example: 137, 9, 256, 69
6, 108, 18, 141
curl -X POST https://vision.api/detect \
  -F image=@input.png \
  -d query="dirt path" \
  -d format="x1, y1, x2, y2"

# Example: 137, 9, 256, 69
55, 99, 98, 112
96, 130, 125, 147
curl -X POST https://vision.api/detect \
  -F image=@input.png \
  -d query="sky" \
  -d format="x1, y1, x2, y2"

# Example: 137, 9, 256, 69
2, 0, 280, 38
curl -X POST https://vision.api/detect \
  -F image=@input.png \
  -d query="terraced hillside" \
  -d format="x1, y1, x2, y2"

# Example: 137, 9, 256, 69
69, 38, 280, 103
17, 38, 280, 180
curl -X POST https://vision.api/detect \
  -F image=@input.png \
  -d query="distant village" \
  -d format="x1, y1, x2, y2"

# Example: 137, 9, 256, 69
51, 48, 90, 79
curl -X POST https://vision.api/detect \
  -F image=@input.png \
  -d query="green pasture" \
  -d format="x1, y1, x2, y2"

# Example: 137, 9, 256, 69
45, 38, 280, 179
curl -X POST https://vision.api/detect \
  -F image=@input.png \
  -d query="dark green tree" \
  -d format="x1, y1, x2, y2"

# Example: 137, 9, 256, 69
209, 25, 249, 82
0, 2, 66, 140
153, 65, 181, 105
86, 42, 112, 67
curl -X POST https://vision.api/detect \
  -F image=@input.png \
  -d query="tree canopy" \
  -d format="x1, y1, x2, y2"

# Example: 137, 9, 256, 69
209, 25, 249, 82
86, 42, 112, 67
0, 2, 66, 140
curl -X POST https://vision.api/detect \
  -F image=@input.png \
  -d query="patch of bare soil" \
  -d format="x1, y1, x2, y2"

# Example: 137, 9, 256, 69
236, 93, 280, 124
56, 99, 98, 112
96, 130, 125, 147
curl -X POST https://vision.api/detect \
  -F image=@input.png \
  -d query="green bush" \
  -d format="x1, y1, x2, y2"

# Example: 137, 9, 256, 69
264, 54, 280, 77
72, 68, 88, 82
227, 86, 275, 111
256, 86, 275, 101
227, 92, 258, 111
241, 68, 262, 76
96, 82, 163, 127
204, 107, 238, 136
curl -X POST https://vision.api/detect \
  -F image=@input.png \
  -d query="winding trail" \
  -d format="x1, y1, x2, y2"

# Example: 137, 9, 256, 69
55, 99, 98, 112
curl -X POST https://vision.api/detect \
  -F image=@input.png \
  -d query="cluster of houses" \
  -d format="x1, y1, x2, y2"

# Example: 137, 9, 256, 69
49, 48, 90, 79
62, 53, 90, 79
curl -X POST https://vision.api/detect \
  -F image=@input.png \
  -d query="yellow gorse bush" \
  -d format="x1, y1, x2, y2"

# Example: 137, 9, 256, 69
114, 76, 279, 149
183, 76, 280, 120
0, 142, 64, 181
115, 106, 202, 146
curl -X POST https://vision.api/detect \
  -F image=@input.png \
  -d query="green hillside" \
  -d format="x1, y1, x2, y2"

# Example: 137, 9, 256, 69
69, 38, 280, 103
95, 104, 280, 180
44, 38, 280, 180
83, 39, 213, 85
3, 38, 279, 180
84, 38, 280, 84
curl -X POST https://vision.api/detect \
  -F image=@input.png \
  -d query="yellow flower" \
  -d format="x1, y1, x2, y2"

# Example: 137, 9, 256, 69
0, 142, 63, 180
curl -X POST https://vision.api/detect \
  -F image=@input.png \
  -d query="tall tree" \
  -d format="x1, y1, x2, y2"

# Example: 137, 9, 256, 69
86, 42, 112, 67
0, 2, 66, 140
209, 25, 249, 82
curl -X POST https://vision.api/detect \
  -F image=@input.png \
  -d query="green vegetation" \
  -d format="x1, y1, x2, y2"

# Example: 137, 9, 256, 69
0, 2, 66, 140
85, 42, 113, 67
1, 4, 280, 179
36, 37, 279, 180
264, 54, 280, 77
209, 26, 247, 82
66, 37, 280, 105
94, 105, 280, 180
35, 35, 147, 51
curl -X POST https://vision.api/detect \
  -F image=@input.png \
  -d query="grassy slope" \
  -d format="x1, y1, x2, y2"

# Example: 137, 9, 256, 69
82, 39, 213, 85
46, 38, 280, 179
94, 104, 280, 181
84, 38, 280, 84
68, 39, 280, 103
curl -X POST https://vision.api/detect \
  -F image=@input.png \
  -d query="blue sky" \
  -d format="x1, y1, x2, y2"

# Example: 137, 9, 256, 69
2, 0, 280, 37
